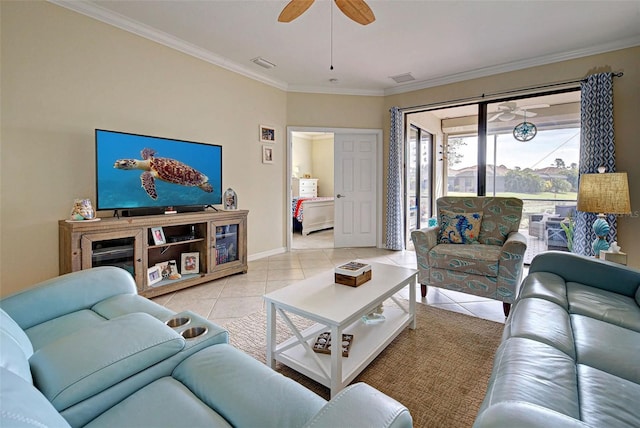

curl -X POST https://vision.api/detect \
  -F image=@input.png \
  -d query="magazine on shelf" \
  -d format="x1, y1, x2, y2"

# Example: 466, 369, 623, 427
334, 261, 371, 277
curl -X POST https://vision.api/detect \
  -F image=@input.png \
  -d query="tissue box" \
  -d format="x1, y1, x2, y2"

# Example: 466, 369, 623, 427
600, 250, 627, 265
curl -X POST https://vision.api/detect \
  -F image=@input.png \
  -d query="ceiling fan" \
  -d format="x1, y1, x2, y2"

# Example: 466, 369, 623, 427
278, 0, 376, 25
488, 102, 550, 122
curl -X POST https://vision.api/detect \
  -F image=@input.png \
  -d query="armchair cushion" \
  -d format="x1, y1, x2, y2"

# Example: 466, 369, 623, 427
429, 243, 501, 276
438, 210, 483, 244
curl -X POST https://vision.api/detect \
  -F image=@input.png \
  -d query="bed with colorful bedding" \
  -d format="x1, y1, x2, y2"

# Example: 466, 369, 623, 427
292, 197, 334, 235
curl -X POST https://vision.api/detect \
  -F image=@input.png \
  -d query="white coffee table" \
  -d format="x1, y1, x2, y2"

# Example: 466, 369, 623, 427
264, 261, 417, 397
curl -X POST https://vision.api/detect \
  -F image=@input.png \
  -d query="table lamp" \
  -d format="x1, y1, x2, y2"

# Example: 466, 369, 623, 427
577, 168, 631, 257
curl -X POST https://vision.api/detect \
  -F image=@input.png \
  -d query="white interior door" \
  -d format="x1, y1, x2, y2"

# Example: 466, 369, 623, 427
334, 134, 377, 247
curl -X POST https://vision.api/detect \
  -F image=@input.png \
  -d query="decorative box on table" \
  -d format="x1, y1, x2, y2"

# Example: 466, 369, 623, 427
335, 261, 372, 287
600, 250, 627, 265
312, 332, 354, 357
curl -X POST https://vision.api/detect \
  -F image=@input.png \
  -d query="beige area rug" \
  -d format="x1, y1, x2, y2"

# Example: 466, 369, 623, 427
223, 303, 503, 428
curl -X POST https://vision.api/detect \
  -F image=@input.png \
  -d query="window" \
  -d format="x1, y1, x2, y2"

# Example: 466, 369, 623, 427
406, 88, 581, 255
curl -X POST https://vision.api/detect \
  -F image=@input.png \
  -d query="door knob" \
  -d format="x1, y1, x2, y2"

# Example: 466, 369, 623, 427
336, 194, 345, 198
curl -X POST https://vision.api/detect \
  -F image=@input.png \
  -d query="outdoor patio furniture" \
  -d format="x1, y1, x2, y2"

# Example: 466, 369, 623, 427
527, 204, 575, 240
528, 214, 547, 239
545, 218, 570, 251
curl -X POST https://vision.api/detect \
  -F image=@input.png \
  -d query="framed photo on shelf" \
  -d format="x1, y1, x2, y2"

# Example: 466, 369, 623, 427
147, 265, 162, 286
156, 261, 170, 279
151, 226, 166, 245
259, 124, 275, 143
156, 260, 181, 280
181, 252, 200, 274
262, 145, 274, 164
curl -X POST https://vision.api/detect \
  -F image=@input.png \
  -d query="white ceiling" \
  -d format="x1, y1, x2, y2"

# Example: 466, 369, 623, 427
53, 0, 640, 96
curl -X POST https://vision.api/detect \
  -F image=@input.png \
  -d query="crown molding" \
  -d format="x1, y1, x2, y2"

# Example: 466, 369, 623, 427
286, 85, 384, 97
383, 35, 640, 96
49, 1, 640, 98
48, 0, 289, 91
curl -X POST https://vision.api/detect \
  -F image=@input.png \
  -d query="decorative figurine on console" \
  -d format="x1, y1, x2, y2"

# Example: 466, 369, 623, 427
223, 188, 238, 210
70, 198, 95, 221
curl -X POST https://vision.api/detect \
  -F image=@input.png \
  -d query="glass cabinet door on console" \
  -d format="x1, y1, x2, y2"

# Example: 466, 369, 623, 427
81, 230, 144, 291
210, 218, 247, 274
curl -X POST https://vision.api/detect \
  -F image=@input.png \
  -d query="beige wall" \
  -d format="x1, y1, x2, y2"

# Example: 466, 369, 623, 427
1, 2, 287, 295
2, 1, 639, 296
385, 47, 640, 267
286, 92, 385, 130
291, 134, 313, 178
312, 136, 335, 197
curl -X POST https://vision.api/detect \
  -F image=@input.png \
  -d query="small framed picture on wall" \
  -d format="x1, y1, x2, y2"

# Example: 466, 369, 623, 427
262, 145, 274, 164
259, 125, 275, 143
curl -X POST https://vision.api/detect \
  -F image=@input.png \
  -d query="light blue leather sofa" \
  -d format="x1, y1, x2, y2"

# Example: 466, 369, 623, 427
1, 267, 412, 428
474, 251, 640, 427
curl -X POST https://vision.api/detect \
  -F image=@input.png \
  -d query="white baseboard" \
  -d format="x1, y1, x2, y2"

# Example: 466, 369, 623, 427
248, 247, 286, 262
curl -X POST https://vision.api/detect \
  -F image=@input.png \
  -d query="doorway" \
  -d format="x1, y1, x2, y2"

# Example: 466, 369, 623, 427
286, 127, 383, 252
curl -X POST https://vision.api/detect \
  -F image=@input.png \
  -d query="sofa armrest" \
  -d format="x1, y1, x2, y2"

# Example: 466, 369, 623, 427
0, 267, 138, 330
0, 368, 72, 428
529, 251, 640, 297
30, 312, 185, 411
304, 383, 413, 428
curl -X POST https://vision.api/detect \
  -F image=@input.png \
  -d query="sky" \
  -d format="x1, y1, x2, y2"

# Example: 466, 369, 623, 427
454, 128, 580, 170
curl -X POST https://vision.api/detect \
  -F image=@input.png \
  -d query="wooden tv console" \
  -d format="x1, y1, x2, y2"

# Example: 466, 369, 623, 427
59, 210, 248, 298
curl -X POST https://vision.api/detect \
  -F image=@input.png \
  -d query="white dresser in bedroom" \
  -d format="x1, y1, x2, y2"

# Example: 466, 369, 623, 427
292, 178, 318, 198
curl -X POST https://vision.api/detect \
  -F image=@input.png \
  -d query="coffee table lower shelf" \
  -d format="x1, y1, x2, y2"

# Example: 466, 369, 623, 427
273, 306, 412, 391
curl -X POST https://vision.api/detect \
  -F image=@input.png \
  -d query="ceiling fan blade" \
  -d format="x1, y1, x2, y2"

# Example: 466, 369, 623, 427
488, 113, 502, 122
278, 0, 315, 23
497, 101, 517, 111
498, 112, 516, 121
334, 0, 375, 25
514, 109, 539, 118
521, 103, 550, 110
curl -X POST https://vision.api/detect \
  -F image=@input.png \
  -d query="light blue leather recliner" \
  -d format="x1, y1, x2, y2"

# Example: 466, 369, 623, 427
1, 267, 413, 428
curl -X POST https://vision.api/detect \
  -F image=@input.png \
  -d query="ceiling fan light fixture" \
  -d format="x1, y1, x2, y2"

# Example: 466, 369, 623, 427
251, 57, 276, 69
390, 73, 415, 84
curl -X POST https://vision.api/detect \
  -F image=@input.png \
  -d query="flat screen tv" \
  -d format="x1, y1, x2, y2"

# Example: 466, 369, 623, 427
95, 129, 222, 214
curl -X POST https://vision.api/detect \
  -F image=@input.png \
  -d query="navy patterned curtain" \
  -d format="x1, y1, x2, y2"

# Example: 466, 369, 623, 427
573, 72, 617, 256
385, 107, 404, 250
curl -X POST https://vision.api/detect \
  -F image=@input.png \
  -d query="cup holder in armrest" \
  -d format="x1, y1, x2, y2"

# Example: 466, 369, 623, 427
181, 326, 208, 339
165, 316, 191, 328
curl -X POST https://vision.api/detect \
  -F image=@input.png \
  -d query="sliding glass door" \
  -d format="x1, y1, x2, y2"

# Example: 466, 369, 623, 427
406, 89, 581, 256
407, 125, 433, 236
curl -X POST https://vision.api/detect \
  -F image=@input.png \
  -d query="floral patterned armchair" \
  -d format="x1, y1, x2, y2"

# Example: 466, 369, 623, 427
411, 197, 527, 317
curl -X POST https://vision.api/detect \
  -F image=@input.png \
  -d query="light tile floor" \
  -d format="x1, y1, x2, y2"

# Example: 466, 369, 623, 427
153, 229, 511, 325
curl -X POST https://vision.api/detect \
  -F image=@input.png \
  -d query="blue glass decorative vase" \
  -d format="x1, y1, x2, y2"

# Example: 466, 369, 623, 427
592, 217, 610, 257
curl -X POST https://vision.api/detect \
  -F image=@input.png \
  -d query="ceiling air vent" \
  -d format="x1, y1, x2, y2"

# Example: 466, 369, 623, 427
251, 57, 276, 69
390, 73, 415, 84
